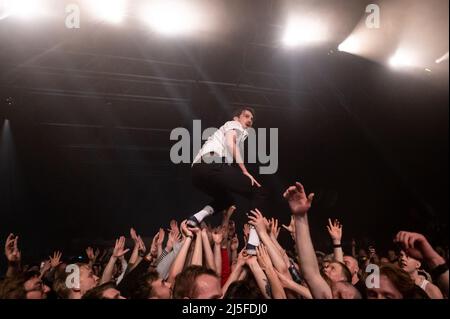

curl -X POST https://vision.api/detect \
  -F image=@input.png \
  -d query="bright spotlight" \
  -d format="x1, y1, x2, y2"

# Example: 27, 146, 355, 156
338, 36, 361, 54
1, 0, 46, 19
389, 50, 416, 68
282, 17, 326, 47
141, 0, 199, 36
435, 52, 449, 64
88, 0, 126, 24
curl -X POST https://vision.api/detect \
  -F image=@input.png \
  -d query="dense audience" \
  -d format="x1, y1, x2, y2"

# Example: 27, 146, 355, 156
0, 182, 448, 299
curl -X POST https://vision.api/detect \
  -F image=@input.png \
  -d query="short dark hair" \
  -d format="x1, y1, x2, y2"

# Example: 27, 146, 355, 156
223, 279, 264, 299
172, 265, 219, 299
379, 264, 426, 299
82, 281, 117, 299
128, 270, 160, 299
232, 107, 255, 119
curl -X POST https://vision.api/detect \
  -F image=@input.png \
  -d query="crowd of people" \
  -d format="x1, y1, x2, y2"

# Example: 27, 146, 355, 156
0, 182, 448, 299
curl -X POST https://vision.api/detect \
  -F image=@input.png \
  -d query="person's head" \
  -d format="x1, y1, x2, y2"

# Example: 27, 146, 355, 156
343, 256, 359, 280
79, 263, 100, 295
172, 266, 222, 299
358, 249, 368, 258
0, 271, 50, 299
399, 250, 421, 275
53, 263, 99, 299
232, 107, 255, 129
223, 279, 265, 299
82, 282, 125, 299
366, 264, 421, 299
331, 281, 362, 299
323, 261, 352, 283
145, 270, 172, 299
387, 250, 397, 262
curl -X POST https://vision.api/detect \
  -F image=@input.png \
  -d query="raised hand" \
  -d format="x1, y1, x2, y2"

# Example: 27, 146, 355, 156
326, 218, 342, 243
169, 219, 180, 239
393, 231, 439, 262
137, 236, 146, 254
270, 218, 281, 239
212, 227, 224, 245
130, 227, 139, 242
49, 251, 62, 268
157, 228, 165, 246
230, 234, 239, 251
85, 246, 95, 262
237, 248, 249, 266
224, 205, 237, 219
40, 260, 52, 276
166, 230, 178, 252
5, 233, 21, 263
248, 209, 270, 234
256, 244, 274, 271
283, 182, 314, 216
282, 216, 295, 235
243, 223, 251, 240
113, 236, 130, 258
149, 233, 159, 257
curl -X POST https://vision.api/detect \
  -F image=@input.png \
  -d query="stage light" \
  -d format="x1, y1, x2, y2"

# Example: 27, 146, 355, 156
389, 49, 416, 68
282, 17, 326, 47
87, 0, 126, 23
1, 0, 46, 19
435, 52, 449, 64
141, 0, 199, 36
338, 36, 361, 54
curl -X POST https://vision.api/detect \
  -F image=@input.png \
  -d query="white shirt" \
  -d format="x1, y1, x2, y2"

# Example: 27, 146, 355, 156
193, 120, 248, 164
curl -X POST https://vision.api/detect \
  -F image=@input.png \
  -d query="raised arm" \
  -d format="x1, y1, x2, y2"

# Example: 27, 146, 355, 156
257, 245, 287, 299
326, 218, 343, 263
246, 256, 272, 299
167, 221, 194, 284
128, 228, 141, 266
212, 227, 224, 276
284, 182, 332, 299
201, 228, 216, 271
222, 249, 247, 295
248, 209, 289, 275
395, 231, 449, 297
275, 269, 313, 299
100, 236, 130, 284
4, 233, 22, 278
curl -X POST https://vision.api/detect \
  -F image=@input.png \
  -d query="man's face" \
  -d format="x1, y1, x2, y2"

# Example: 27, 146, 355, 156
366, 275, 403, 299
150, 279, 172, 299
234, 110, 253, 129
323, 262, 346, 283
399, 251, 420, 274
102, 288, 126, 299
343, 256, 359, 277
79, 265, 99, 295
24, 276, 50, 299
193, 274, 222, 299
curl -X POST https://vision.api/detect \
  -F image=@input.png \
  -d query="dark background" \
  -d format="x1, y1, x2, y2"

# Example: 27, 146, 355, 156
0, 0, 448, 267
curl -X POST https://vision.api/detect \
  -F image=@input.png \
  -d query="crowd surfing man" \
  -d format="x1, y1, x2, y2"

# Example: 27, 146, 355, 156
187, 107, 266, 254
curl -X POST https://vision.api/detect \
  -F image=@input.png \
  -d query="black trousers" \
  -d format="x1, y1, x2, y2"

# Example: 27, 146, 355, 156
192, 160, 266, 213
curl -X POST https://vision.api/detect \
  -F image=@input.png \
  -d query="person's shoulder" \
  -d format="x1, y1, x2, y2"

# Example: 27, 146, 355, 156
223, 120, 244, 131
